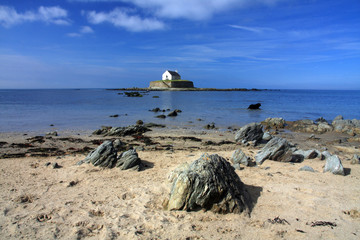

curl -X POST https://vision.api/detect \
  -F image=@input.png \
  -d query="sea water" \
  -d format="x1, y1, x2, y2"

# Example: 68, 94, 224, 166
0, 89, 359, 133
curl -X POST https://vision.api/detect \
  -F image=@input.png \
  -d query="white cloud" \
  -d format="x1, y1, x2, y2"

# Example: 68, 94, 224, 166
67, 25, 94, 37
80, 25, 94, 33
86, 8, 165, 31
229, 25, 275, 33
71, 0, 284, 20
0, 5, 70, 27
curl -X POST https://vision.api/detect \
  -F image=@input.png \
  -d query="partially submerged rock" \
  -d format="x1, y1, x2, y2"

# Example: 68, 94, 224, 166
323, 153, 345, 175
235, 122, 264, 144
255, 137, 301, 165
164, 153, 251, 214
248, 103, 261, 110
231, 149, 251, 168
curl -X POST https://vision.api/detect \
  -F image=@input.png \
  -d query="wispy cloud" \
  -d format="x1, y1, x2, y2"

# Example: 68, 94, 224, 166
0, 5, 70, 27
70, 0, 285, 21
67, 26, 94, 37
229, 24, 275, 33
85, 8, 165, 32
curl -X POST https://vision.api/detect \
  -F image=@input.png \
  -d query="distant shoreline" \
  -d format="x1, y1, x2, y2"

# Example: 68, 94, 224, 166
107, 87, 266, 91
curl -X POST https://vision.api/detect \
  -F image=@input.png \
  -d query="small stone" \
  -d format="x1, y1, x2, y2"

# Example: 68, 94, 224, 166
156, 115, 166, 119
52, 162, 61, 169
109, 114, 119, 118
136, 120, 144, 125
262, 132, 272, 141
167, 111, 178, 117
350, 154, 360, 165
299, 166, 315, 172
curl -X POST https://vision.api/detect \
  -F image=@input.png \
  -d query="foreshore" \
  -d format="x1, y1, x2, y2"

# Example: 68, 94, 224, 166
0, 118, 359, 239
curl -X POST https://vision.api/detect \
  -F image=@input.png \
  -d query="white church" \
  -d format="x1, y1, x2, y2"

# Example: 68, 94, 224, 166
162, 70, 181, 80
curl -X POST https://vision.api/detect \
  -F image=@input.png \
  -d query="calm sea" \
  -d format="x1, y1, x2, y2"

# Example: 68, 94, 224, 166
0, 89, 359, 133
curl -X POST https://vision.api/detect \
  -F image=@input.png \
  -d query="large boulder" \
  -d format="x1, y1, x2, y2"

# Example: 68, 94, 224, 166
255, 137, 301, 165
231, 149, 251, 168
235, 123, 264, 144
115, 149, 143, 171
82, 141, 118, 168
323, 154, 345, 175
164, 153, 252, 214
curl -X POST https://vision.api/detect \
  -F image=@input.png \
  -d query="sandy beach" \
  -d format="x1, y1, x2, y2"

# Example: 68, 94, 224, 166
0, 125, 359, 239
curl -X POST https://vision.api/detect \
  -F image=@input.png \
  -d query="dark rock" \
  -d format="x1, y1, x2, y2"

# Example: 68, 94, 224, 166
299, 166, 315, 172
231, 149, 251, 167
109, 114, 119, 118
45, 162, 51, 167
116, 149, 142, 171
204, 123, 216, 130
93, 125, 150, 137
149, 107, 161, 112
52, 162, 62, 169
152, 96, 160, 98
315, 117, 328, 123
143, 123, 166, 128
248, 103, 261, 110
167, 111, 178, 117
175, 109, 182, 113
124, 91, 143, 97
255, 137, 297, 165
80, 141, 118, 167
197, 118, 203, 121
323, 154, 344, 175
164, 153, 251, 214
136, 120, 144, 125
156, 114, 166, 119
235, 123, 264, 144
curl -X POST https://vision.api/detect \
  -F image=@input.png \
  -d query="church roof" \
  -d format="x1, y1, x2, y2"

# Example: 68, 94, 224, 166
166, 70, 180, 77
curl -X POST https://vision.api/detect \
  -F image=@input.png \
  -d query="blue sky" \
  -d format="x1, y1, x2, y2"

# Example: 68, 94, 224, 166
0, 0, 359, 89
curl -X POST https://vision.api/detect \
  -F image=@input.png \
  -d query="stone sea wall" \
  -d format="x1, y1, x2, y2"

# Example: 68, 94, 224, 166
149, 80, 194, 89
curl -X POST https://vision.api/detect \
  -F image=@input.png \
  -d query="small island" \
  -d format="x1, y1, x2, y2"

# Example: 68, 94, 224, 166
149, 70, 194, 89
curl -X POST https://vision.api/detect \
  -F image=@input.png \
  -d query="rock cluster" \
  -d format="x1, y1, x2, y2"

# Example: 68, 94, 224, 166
332, 115, 360, 135
164, 153, 251, 214
92, 125, 150, 136
78, 141, 143, 171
